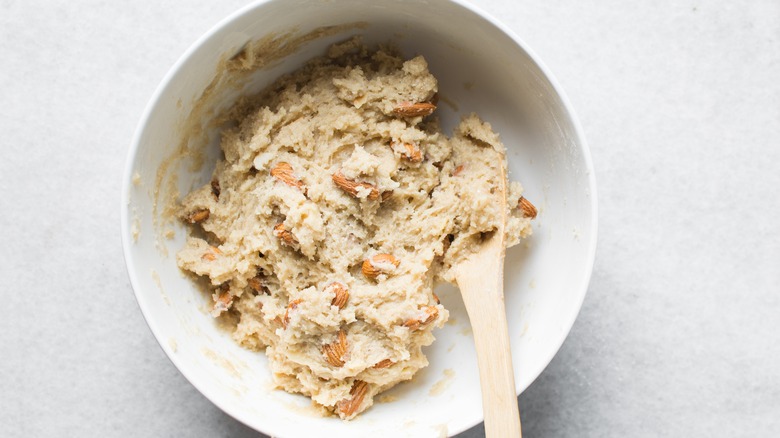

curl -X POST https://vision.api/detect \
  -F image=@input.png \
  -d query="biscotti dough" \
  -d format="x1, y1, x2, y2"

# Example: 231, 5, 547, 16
177, 37, 534, 419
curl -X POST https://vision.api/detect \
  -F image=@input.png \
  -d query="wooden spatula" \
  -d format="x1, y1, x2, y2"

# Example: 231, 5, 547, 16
453, 152, 521, 438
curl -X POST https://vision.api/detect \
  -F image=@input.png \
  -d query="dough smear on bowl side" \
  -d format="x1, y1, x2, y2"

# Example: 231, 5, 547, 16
176, 37, 536, 420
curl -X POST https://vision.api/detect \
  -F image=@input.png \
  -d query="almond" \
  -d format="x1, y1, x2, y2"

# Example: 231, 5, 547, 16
392, 101, 436, 117
273, 222, 298, 246
451, 164, 465, 177
337, 380, 369, 418
326, 282, 349, 309
201, 245, 222, 261
372, 359, 394, 369
270, 162, 306, 193
186, 208, 210, 224
282, 298, 303, 329
211, 179, 220, 199
248, 275, 267, 294
362, 254, 400, 280
518, 196, 537, 219
332, 170, 390, 201
212, 284, 232, 316
400, 142, 423, 163
403, 306, 439, 331
322, 329, 348, 367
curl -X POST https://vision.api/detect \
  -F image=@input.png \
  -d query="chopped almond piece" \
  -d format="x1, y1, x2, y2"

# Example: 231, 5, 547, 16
282, 299, 303, 329
270, 162, 306, 193
212, 284, 232, 316
248, 276, 267, 294
398, 142, 423, 163
273, 222, 297, 246
362, 254, 400, 280
186, 208, 210, 224
403, 306, 439, 331
322, 330, 348, 367
326, 282, 349, 309
211, 179, 221, 198
372, 359, 394, 369
337, 380, 369, 417
201, 245, 221, 261
518, 196, 537, 219
332, 170, 389, 201
392, 101, 436, 117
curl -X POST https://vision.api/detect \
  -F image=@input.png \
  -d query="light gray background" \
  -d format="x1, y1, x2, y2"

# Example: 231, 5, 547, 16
2, 0, 778, 436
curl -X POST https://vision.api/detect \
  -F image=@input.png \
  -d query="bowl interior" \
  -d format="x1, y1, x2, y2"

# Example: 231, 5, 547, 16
122, 0, 596, 436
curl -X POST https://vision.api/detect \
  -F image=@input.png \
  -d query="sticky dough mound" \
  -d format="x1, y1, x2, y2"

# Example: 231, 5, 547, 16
177, 38, 533, 419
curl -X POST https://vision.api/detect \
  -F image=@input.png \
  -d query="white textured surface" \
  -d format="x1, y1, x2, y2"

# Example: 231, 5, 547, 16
1, 0, 778, 436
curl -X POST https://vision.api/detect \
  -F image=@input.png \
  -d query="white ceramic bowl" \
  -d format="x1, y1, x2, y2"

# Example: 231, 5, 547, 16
121, 0, 596, 436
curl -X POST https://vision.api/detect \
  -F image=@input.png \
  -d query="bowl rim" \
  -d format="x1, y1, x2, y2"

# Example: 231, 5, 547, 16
120, 0, 598, 436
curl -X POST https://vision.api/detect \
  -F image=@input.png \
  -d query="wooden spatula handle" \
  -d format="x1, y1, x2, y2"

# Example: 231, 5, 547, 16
458, 264, 522, 438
